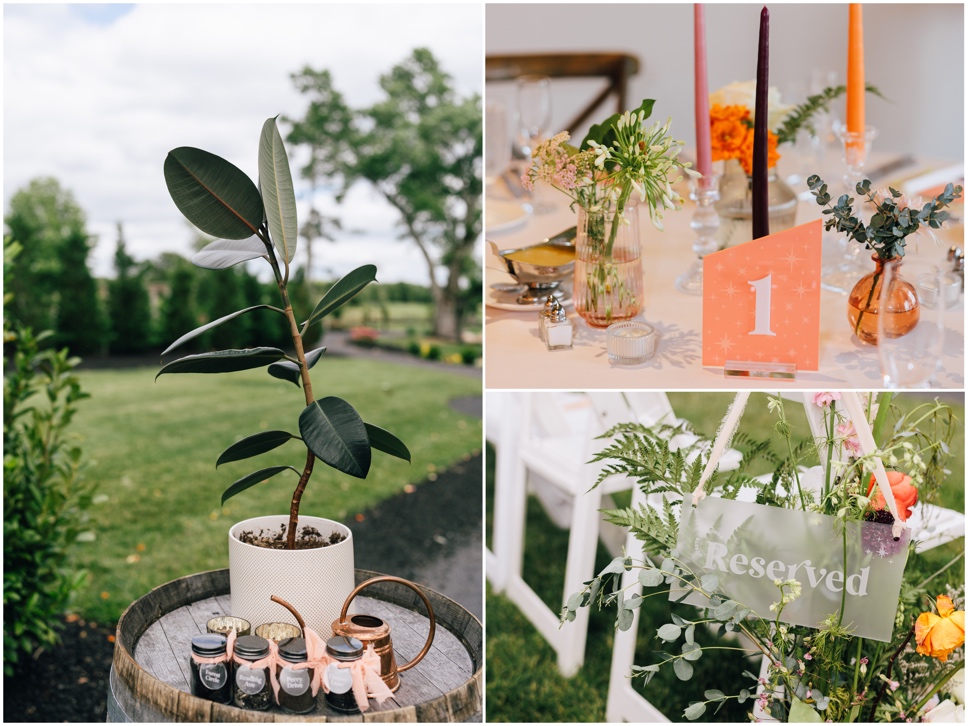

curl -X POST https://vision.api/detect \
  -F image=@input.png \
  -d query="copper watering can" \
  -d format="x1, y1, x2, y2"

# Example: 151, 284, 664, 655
332, 575, 436, 692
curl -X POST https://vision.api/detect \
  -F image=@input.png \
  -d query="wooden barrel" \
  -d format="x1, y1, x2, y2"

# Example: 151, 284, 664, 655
108, 569, 482, 722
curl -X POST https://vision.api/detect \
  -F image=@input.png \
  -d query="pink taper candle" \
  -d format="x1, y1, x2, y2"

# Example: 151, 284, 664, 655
846, 4, 865, 141
752, 5, 770, 240
694, 4, 712, 179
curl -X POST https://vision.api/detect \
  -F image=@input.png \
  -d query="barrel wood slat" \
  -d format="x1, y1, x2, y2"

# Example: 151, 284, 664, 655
109, 569, 481, 722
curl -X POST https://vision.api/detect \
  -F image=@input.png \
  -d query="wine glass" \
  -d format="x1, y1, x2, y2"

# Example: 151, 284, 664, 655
485, 101, 512, 197
878, 260, 945, 388
516, 75, 555, 213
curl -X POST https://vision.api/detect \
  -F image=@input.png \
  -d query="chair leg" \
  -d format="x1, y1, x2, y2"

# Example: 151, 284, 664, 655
556, 484, 604, 677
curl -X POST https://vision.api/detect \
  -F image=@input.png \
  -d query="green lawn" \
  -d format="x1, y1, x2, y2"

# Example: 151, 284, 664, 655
485, 392, 965, 723
69, 359, 481, 624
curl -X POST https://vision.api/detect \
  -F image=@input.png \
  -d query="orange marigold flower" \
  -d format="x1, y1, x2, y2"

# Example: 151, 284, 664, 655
867, 471, 918, 521
738, 129, 779, 176
915, 595, 965, 662
710, 105, 751, 163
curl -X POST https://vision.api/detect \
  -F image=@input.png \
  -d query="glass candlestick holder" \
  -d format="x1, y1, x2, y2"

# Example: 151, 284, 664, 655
822, 125, 878, 293
676, 172, 721, 295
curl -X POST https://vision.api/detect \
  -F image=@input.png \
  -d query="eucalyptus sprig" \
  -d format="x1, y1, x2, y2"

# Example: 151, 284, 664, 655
774, 83, 885, 145
808, 176, 963, 260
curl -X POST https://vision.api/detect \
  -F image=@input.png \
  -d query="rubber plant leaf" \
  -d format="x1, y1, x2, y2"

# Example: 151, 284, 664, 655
298, 397, 371, 478
258, 116, 298, 264
267, 347, 326, 386
156, 348, 286, 379
580, 98, 656, 153
161, 306, 282, 357
216, 431, 296, 467
164, 147, 264, 240
364, 423, 411, 462
191, 236, 268, 270
221, 466, 298, 505
304, 265, 378, 328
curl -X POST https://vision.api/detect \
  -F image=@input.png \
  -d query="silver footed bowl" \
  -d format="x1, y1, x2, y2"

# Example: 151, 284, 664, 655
488, 227, 576, 304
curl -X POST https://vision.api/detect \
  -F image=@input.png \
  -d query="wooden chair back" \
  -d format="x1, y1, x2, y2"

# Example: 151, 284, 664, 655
485, 53, 641, 133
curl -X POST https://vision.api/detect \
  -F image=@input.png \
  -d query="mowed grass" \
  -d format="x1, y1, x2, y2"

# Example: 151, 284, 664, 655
70, 359, 481, 623
485, 392, 964, 722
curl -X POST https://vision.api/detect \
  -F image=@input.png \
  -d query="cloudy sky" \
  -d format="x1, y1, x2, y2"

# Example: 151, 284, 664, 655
4, 3, 483, 284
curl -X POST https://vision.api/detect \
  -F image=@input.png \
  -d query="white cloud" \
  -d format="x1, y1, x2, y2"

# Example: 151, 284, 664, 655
4, 3, 483, 284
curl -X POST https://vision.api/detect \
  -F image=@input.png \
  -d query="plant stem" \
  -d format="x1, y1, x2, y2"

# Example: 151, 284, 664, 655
866, 625, 914, 721
911, 660, 965, 715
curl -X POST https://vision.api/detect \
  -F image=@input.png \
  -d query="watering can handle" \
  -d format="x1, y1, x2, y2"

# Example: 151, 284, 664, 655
338, 575, 436, 673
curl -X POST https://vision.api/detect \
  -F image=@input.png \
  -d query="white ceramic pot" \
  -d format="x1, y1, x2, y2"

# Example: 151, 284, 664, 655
227, 514, 355, 635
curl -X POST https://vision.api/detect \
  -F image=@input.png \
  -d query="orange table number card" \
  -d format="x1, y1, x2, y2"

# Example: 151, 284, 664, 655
702, 220, 822, 370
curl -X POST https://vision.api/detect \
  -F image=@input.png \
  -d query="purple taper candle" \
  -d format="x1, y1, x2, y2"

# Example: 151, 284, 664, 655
752, 5, 770, 239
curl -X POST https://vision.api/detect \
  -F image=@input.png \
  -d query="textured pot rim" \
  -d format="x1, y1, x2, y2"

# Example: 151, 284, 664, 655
228, 514, 352, 554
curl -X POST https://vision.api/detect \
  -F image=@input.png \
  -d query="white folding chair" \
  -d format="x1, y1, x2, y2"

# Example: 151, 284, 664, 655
490, 391, 677, 677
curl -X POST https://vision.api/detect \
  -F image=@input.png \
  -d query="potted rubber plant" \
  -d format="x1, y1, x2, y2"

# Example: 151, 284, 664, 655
159, 116, 410, 632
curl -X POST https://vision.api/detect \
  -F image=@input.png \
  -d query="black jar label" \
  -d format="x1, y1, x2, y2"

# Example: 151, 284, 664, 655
325, 663, 353, 695
279, 666, 311, 696
199, 663, 228, 690
236, 665, 267, 695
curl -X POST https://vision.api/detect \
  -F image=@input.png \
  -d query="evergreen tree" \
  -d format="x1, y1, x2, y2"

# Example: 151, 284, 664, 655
52, 229, 106, 355
204, 269, 245, 350
159, 259, 199, 353
107, 223, 152, 354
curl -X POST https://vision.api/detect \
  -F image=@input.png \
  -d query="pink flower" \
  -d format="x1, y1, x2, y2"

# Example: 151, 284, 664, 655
837, 420, 862, 457
813, 392, 841, 408
804, 652, 813, 660
889, 680, 899, 691
860, 657, 868, 665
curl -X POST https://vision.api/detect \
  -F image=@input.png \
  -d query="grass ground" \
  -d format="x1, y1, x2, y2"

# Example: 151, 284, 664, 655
69, 358, 481, 624
485, 392, 965, 723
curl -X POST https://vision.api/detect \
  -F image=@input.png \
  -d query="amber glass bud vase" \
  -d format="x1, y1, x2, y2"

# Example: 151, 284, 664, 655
847, 255, 920, 344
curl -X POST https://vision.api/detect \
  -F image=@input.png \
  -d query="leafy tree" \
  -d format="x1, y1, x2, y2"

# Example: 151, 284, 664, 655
3, 178, 88, 335
288, 48, 482, 341
107, 223, 152, 354
52, 229, 107, 355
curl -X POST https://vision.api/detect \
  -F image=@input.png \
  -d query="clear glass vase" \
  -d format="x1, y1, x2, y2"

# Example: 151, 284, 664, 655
848, 255, 919, 345
573, 202, 643, 328
714, 158, 798, 248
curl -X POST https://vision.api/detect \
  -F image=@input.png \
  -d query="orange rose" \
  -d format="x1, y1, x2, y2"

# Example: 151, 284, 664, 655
738, 129, 780, 176
915, 595, 965, 662
867, 471, 918, 521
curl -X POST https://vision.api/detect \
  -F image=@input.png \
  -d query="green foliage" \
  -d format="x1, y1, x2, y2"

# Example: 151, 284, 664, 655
808, 176, 963, 260
425, 344, 441, 361
460, 347, 477, 366
287, 48, 481, 341
3, 323, 95, 677
159, 259, 200, 353
774, 83, 884, 146
161, 117, 408, 543
107, 224, 153, 354
4, 177, 89, 336
52, 229, 106, 355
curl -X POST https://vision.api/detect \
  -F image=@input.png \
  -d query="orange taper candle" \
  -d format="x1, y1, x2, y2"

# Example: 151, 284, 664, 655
846, 4, 865, 137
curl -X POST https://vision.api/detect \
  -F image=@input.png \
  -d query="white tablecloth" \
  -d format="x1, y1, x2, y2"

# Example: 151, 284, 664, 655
485, 157, 964, 390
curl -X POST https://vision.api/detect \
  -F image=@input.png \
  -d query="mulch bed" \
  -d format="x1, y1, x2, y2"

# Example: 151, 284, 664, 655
3, 451, 482, 723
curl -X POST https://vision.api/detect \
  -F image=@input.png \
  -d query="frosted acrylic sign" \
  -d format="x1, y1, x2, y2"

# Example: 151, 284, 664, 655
672, 496, 909, 642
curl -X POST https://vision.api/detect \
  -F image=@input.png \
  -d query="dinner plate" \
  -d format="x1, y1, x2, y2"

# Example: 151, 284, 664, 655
486, 199, 529, 234
485, 282, 572, 311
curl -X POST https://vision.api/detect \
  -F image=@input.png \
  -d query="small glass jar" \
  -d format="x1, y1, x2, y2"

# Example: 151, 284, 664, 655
206, 615, 251, 637
544, 302, 573, 351
255, 621, 301, 643
232, 635, 273, 711
275, 637, 316, 714
189, 634, 231, 704
324, 635, 363, 714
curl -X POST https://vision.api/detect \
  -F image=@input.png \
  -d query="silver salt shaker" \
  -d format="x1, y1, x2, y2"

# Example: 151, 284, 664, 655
544, 301, 573, 351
